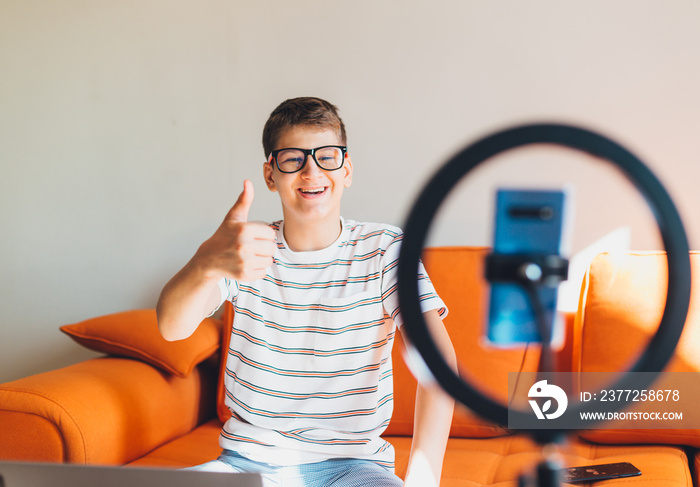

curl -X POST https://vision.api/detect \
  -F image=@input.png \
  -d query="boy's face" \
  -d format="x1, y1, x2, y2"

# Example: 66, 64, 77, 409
263, 125, 353, 227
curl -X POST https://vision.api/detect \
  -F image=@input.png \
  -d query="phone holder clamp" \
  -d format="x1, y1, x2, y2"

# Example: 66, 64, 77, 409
485, 253, 569, 288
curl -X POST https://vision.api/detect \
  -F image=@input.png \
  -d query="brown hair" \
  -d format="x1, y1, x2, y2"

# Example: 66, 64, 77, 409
262, 97, 347, 157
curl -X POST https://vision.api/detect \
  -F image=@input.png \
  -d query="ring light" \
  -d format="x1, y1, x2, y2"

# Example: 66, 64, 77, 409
397, 123, 691, 444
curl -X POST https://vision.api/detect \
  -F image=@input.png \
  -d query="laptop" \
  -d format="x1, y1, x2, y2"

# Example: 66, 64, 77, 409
0, 461, 263, 487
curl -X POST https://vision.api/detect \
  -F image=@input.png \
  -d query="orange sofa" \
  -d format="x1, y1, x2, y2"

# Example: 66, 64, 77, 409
1, 247, 699, 486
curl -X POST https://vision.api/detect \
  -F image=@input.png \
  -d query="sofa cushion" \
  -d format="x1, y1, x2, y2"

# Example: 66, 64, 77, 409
575, 251, 700, 447
390, 434, 691, 486
61, 309, 221, 378
127, 418, 224, 469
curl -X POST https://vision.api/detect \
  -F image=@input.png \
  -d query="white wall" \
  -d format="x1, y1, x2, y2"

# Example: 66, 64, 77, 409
2, 0, 699, 383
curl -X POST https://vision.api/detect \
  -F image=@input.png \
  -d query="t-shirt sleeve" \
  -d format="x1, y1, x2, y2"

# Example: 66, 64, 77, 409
380, 231, 448, 328
208, 277, 239, 317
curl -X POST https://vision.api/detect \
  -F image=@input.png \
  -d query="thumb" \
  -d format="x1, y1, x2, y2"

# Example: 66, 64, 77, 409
226, 180, 254, 222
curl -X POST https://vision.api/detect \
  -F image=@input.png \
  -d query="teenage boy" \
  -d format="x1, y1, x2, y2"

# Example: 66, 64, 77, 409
157, 97, 456, 487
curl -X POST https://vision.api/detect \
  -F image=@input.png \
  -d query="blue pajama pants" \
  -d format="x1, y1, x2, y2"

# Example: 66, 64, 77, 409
187, 450, 403, 487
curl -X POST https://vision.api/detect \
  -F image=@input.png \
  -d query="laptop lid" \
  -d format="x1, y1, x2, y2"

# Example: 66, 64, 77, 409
0, 461, 263, 487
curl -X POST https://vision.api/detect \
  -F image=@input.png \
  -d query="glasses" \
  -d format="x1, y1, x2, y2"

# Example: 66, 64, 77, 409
269, 145, 347, 173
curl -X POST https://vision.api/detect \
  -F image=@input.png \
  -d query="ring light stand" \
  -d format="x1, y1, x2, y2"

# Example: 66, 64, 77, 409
397, 123, 691, 486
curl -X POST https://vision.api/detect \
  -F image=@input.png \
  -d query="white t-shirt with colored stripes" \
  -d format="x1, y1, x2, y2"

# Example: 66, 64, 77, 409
216, 218, 447, 468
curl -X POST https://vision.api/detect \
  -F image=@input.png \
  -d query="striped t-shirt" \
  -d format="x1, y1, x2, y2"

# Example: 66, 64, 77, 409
215, 218, 447, 468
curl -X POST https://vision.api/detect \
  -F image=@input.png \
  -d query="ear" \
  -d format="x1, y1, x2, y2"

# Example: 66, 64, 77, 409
343, 154, 353, 188
263, 160, 278, 192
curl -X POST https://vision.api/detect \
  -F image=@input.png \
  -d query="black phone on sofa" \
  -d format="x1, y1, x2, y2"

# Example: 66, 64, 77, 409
561, 462, 642, 483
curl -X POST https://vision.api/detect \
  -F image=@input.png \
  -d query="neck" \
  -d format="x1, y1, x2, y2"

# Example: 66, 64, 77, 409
282, 214, 342, 252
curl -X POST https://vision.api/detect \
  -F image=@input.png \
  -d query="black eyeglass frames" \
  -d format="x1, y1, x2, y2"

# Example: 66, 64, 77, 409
269, 145, 347, 173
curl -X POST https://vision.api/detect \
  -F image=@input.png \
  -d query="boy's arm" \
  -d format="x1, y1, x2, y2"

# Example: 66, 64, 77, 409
402, 309, 456, 487
156, 180, 276, 341
156, 257, 225, 341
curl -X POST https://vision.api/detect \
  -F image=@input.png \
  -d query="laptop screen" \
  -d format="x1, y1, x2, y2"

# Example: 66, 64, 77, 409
0, 461, 263, 487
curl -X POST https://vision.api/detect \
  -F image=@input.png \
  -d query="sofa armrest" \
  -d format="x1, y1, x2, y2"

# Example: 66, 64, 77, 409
0, 356, 217, 465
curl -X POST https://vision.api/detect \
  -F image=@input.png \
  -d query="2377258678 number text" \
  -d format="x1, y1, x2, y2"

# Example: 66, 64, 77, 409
580, 389, 680, 402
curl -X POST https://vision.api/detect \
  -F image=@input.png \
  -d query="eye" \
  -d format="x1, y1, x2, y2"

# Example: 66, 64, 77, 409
276, 149, 305, 166
281, 156, 304, 164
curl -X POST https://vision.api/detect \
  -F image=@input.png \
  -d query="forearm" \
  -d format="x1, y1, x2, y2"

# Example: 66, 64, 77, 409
156, 255, 222, 341
404, 381, 455, 486
402, 310, 457, 486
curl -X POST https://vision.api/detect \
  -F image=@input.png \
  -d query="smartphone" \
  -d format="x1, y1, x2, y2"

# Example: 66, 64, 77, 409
486, 189, 569, 345
561, 462, 641, 483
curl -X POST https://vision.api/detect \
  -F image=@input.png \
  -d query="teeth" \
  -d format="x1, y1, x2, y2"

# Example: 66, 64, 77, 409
301, 188, 325, 194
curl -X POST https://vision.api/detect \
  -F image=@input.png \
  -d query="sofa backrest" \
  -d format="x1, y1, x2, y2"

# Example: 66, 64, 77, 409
385, 246, 557, 438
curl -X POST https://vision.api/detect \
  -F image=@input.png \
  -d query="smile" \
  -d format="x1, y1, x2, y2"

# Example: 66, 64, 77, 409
298, 187, 327, 197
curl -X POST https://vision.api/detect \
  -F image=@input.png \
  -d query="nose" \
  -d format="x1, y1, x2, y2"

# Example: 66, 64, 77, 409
299, 153, 322, 178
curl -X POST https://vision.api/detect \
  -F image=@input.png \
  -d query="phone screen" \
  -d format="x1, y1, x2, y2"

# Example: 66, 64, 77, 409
486, 189, 568, 345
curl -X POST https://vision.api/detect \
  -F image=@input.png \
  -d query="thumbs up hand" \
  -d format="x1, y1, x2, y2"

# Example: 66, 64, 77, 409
196, 180, 277, 282
226, 178, 255, 223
